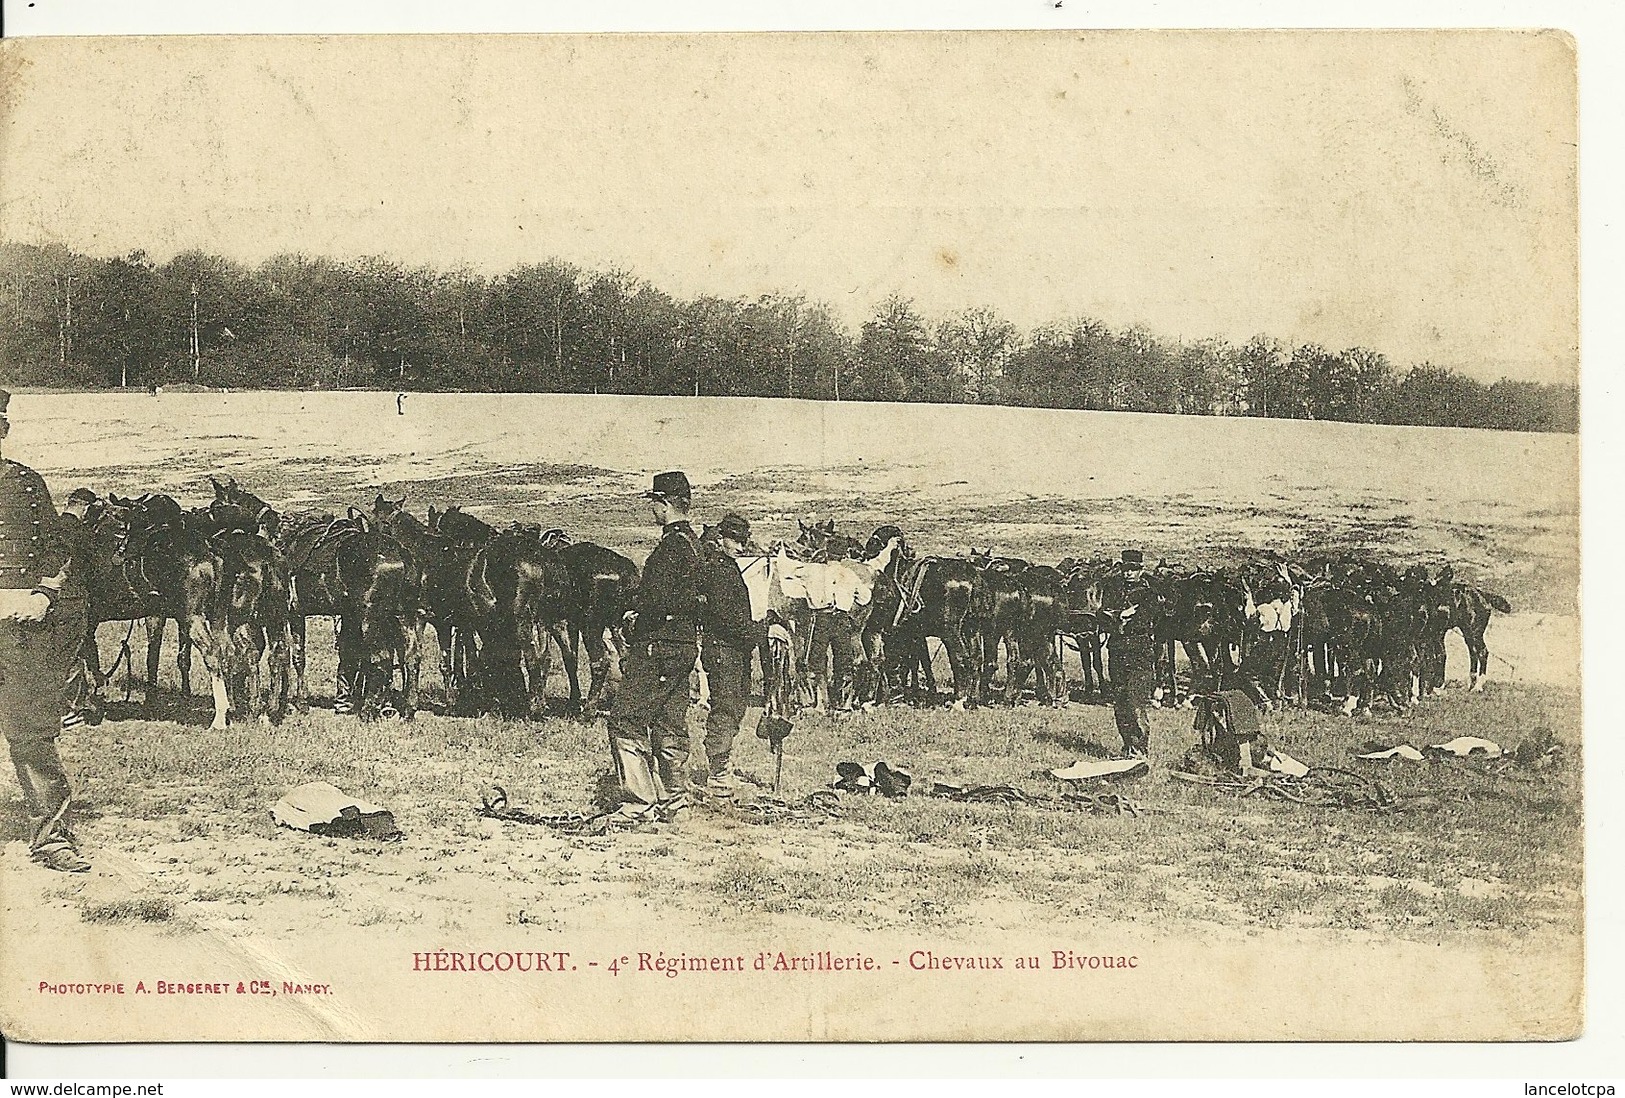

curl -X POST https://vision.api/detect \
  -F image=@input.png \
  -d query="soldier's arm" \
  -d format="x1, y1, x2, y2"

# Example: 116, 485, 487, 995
636, 541, 676, 620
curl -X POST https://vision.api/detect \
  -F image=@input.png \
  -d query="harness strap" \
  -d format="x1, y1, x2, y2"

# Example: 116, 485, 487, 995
893, 558, 929, 628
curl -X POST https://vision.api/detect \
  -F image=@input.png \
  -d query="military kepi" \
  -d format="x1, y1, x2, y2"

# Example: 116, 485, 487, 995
716, 512, 751, 543
642, 470, 692, 502
1121, 549, 1145, 567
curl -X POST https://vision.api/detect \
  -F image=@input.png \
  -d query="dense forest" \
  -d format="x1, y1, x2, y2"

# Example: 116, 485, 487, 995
0, 242, 1578, 433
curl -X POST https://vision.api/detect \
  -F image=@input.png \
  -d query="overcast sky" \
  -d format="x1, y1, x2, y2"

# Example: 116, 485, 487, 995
0, 30, 1577, 383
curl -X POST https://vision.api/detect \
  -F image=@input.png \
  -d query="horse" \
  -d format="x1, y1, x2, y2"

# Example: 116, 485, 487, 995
1056, 558, 1116, 700
1435, 566, 1513, 691
189, 478, 293, 725
78, 492, 231, 726
259, 490, 423, 721
556, 539, 640, 715
967, 550, 1030, 706
1014, 563, 1067, 706
1144, 566, 1245, 706
425, 507, 581, 717
796, 517, 865, 561
463, 524, 580, 718
771, 534, 903, 710
887, 553, 979, 708
374, 494, 495, 712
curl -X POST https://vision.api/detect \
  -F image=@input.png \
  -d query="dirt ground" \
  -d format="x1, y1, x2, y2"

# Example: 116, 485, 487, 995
0, 392, 1583, 1041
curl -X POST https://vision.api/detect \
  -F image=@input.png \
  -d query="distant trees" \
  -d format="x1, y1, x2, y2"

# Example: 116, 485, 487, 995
0, 240, 1577, 434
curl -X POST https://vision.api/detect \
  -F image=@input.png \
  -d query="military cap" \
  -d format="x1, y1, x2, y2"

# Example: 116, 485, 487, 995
641, 470, 692, 502
716, 512, 751, 543
1121, 549, 1145, 567
66, 487, 99, 506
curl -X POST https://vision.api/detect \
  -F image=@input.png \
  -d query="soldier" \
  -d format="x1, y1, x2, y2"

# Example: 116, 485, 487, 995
697, 513, 759, 800
1108, 549, 1158, 760
603, 471, 704, 825
56, 488, 101, 732
0, 390, 92, 872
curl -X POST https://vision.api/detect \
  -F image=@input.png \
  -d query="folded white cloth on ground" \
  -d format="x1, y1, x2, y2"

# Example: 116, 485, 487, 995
1051, 758, 1150, 782
1428, 736, 1504, 758
1354, 744, 1427, 762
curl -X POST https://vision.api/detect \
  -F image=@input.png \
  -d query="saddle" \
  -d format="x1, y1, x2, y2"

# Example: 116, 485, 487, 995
282, 513, 363, 571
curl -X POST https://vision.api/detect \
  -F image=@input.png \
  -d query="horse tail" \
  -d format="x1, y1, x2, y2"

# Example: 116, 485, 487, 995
1483, 590, 1512, 614
352, 553, 415, 681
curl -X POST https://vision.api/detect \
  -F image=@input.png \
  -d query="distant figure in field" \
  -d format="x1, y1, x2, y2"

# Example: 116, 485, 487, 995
396, 392, 407, 416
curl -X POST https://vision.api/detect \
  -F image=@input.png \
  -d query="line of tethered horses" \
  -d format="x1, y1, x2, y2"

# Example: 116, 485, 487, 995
74, 476, 1513, 731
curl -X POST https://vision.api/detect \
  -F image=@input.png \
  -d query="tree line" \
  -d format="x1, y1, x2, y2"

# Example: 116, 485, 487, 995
0, 242, 1578, 433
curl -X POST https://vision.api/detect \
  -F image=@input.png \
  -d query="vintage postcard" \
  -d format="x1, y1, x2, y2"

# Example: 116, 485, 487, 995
0, 30, 1579, 1042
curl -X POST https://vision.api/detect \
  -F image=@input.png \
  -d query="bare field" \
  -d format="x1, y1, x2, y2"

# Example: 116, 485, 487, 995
0, 393, 1583, 1040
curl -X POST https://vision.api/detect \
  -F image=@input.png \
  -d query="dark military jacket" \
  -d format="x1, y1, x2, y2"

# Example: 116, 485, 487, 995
699, 540, 758, 651
0, 459, 68, 593
631, 519, 704, 645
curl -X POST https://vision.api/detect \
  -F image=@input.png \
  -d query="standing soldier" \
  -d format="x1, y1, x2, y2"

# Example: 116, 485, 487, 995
1108, 549, 1158, 760
697, 513, 759, 801
604, 471, 704, 825
0, 391, 92, 872
57, 488, 101, 732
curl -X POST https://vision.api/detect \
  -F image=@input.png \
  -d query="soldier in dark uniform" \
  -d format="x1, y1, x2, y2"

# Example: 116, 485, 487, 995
56, 488, 100, 731
1108, 549, 1158, 760
698, 513, 759, 800
0, 390, 92, 872
604, 471, 704, 824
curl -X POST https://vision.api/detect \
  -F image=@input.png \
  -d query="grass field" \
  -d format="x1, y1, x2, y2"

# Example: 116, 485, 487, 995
2, 392, 1583, 955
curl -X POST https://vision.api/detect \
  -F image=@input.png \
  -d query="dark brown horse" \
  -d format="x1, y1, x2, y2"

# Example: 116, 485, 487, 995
967, 550, 1030, 706
191, 478, 293, 724
556, 539, 640, 715
1057, 558, 1115, 700
79, 492, 231, 726
209, 479, 420, 721
373, 494, 485, 712
886, 553, 979, 708
468, 525, 579, 718
1434, 566, 1512, 691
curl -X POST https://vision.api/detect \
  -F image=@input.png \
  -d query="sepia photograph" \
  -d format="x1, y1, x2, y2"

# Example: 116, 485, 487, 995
0, 28, 1582, 1043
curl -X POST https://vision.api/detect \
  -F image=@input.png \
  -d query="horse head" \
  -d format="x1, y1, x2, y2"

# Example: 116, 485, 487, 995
436, 505, 496, 546
373, 493, 407, 522
207, 477, 280, 538
865, 524, 909, 562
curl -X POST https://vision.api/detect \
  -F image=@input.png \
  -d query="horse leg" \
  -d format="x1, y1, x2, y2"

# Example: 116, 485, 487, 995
1003, 633, 1026, 706
334, 614, 358, 715
400, 617, 421, 720
232, 624, 265, 724
190, 614, 230, 729
521, 622, 552, 718
439, 623, 461, 713
286, 613, 309, 714
1469, 628, 1489, 691
266, 620, 291, 724
865, 628, 890, 706
177, 619, 193, 697
143, 616, 165, 710
915, 635, 939, 703
941, 626, 971, 709
551, 621, 582, 714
